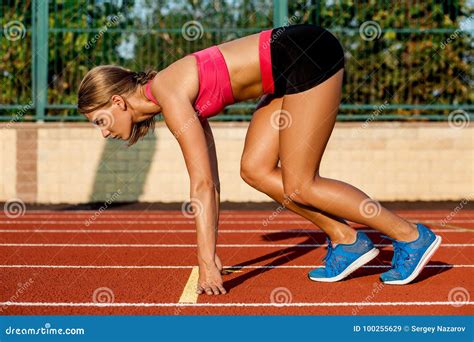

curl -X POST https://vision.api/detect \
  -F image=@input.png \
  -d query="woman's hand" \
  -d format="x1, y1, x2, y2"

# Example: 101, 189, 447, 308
197, 261, 227, 295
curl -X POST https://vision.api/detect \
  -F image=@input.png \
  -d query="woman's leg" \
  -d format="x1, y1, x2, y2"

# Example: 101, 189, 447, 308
241, 93, 357, 244
278, 68, 418, 242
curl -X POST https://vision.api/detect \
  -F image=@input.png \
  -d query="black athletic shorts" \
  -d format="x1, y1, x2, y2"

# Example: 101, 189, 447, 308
259, 24, 345, 100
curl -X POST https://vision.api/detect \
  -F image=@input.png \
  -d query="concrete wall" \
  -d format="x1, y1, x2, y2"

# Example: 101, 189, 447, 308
0, 121, 472, 204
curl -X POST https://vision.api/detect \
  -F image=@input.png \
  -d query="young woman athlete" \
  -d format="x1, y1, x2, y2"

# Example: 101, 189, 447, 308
78, 24, 442, 295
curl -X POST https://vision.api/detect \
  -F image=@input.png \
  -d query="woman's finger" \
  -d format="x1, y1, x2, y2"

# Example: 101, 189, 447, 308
204, 286, 213, 295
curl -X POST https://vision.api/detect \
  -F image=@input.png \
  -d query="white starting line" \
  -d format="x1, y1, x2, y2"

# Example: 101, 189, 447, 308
178, 266, 199, 303
0, 243, 472, 248
1, 301, 472, 308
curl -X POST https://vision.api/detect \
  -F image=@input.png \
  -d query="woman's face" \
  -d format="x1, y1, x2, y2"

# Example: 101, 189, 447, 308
85, 95, 134, 140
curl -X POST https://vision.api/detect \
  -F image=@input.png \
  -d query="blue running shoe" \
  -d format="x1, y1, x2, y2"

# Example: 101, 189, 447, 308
380, 223, 442, 285
308, 231, 379, 282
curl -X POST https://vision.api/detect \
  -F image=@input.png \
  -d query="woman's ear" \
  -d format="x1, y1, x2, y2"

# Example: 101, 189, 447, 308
111, 94, 127, 110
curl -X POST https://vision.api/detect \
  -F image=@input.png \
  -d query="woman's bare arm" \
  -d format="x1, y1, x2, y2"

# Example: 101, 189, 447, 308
200, 119, 223, 271
158, 95, 225, 295
150, 57, 225, 294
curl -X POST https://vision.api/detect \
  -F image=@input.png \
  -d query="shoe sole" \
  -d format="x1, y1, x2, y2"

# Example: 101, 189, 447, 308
308, 248, 380, 282
382, 235, 442, 285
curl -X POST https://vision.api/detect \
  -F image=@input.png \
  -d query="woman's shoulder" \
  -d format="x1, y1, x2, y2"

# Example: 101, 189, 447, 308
153, 55, 199, 105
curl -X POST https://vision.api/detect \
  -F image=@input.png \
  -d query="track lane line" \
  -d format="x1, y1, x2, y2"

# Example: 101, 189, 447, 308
0, 243, 472, 247
1, 301, 472, 307
2, 212, 473, 218
1, 219, 473, 224
1, 264, 473, 269
1, 228, 471, 233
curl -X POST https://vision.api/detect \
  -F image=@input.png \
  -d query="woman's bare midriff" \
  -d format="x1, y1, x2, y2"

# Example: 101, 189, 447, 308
217, 32, 264, 102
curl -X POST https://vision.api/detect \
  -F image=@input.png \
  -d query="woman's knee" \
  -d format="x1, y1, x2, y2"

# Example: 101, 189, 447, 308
240, 160, 266, 189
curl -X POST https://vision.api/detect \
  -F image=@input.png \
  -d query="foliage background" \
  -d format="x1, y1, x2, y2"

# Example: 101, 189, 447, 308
0, 0, 472, 120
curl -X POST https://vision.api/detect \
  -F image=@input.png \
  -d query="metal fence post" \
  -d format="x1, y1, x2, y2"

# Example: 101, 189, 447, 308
273, 0, 288, 27
34, 0, 48, 122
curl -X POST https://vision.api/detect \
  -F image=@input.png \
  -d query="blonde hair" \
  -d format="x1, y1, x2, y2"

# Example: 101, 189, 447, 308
77, 65, 158, 146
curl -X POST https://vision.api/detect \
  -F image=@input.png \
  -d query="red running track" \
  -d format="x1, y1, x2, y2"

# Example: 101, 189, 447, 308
0, 210, 473, 315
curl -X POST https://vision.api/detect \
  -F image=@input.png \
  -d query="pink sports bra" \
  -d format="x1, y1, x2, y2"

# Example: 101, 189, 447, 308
144, 46, 235, 122
144, 28, 274, 122
188, 46, 235, 121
